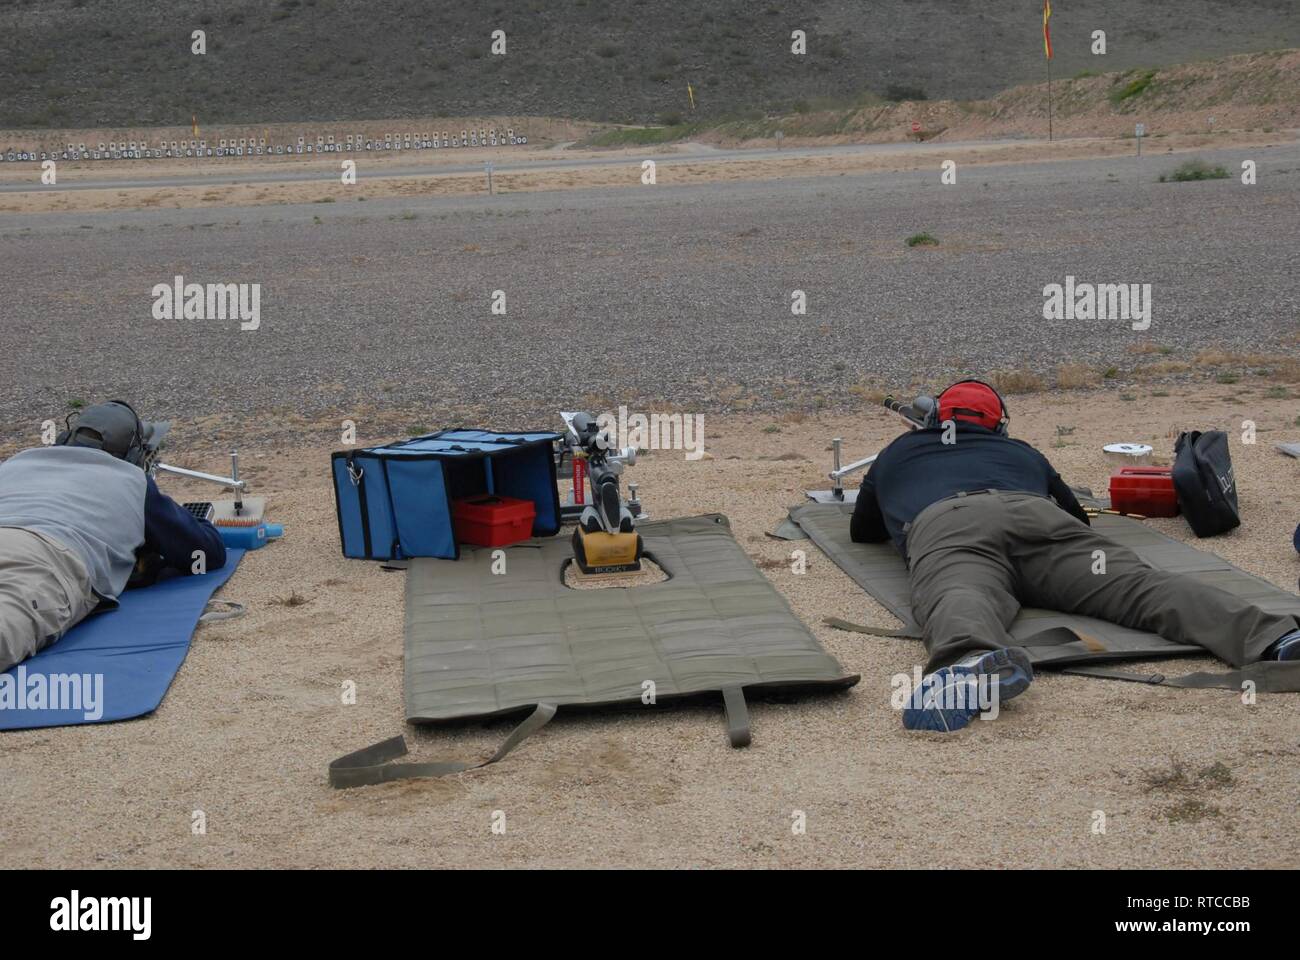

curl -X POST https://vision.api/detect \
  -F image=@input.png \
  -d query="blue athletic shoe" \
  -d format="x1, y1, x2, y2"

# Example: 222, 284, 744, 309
1268, 630, 1300, 661
902, 647, 1034, 732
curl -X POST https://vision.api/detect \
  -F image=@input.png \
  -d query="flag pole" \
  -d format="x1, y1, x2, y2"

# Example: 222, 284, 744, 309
1047, 57, 1054, 142
1042, 0, 1054, 142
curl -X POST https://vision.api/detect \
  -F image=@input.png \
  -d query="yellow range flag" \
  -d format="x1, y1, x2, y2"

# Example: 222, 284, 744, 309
192, 114, 199, 137
687, 83, 695, 110
1042, 0, 1054, 60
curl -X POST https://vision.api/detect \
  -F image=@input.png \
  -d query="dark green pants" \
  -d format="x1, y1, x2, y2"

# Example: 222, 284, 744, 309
905, 491, 1298, 672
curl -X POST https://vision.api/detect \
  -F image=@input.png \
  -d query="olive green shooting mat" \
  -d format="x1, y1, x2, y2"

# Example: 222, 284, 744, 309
329, 514, 858, 788
778, 501, 1300, 691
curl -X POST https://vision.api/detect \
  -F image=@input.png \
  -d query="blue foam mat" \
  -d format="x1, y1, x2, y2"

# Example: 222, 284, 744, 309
0, 550, 243, 730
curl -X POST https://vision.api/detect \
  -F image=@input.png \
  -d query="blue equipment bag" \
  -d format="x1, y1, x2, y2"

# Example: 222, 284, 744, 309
331, 429, 563, 560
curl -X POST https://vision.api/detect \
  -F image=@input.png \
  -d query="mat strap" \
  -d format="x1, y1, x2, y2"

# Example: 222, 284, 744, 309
1058, 666, 1169, 684
823, 616, 921, 639
766, 518, 808, 541
1061, 661, 1300, 693
721, 686, 751, 748
328, 702, 557, 789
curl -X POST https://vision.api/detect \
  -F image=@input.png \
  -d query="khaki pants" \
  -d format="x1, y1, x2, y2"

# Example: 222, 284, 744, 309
0, 527, 99, 673
905, 491, 1298, 672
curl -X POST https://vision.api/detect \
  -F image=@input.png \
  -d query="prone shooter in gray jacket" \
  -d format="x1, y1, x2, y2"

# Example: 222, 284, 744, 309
0, 401, 225, 672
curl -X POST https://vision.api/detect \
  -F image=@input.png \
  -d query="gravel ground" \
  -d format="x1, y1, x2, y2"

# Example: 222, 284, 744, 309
0, 142, 1297, 449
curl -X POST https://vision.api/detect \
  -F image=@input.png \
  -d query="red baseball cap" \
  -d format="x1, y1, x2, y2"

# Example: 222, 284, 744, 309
938, 381, 1004, 431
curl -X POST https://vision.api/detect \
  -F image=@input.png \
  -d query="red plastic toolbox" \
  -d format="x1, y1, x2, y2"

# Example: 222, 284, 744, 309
451, 494, 537, 547
1109, 466, 1179, 517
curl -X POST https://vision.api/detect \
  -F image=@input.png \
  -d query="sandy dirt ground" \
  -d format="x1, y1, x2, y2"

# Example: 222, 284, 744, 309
2, 384, 1297, 869
1, 130, 1290, 214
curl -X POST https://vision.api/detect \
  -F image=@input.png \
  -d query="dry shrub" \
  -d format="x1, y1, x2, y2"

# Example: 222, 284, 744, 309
1056, 364, 1098, 388
1191, 350, 1300, 383
1126, 341, 1175, 356
1257, 355, 1300, 383
1194, 348, 1237, 367
847, 383, 887, 403
1133, 360, 1193, 380
988, 369, 1045, 394
1127, 348, 1298, 384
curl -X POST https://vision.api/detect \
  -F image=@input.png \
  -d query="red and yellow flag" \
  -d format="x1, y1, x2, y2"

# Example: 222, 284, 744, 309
1042, 1, 1054, 60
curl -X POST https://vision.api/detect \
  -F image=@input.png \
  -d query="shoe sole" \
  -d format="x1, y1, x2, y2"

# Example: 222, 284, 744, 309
902, 647, 1034, 732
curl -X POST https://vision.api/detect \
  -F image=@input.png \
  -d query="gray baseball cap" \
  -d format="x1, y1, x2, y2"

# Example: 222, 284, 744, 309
59, 400, 169, 466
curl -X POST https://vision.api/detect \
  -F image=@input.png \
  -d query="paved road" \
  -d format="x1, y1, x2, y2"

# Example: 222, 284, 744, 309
1, 143, 1296, 443
0, 138, 1039, 193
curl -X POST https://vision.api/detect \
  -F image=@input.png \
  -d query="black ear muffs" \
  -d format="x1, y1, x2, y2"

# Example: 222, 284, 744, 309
111, 400, 148, 466
929, 379, 1010, 435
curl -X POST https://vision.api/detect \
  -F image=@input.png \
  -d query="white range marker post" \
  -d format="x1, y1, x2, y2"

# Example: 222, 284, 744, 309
1135, 122, 1145, 157
485, 160, 494, 195
775, 130, 783, 151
